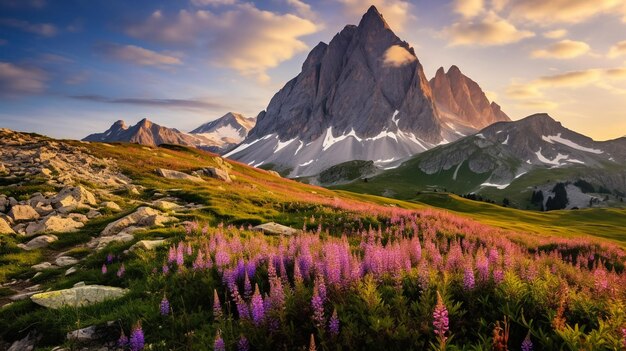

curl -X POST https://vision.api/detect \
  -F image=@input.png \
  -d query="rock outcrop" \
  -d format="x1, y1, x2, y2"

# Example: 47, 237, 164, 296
30, 285, 129, 309
156, 168, 205, 183
100, 206, 177, 236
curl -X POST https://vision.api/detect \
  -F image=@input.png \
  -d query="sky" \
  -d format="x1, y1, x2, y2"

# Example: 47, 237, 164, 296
1, 0, 626, 141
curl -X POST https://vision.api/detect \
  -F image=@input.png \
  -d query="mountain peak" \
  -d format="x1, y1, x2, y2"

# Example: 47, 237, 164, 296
137, 118, 153, 128
113, 120, 127, 129
359, 5, 390, 30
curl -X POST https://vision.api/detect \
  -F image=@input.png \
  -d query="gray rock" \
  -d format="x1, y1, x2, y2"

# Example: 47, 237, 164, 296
50, 186, 97, 209
252, 222, 300, 236
9, 205, 40, 222
66, 325, 97, 342
151, 200, 181, 211
86, 209, 101, 219
202, 167, 232, 182
31, 285, 129, 309
65, 266, 77, 276
32, 262, 54, 271
87, 231, 136, 251
101, 206, 176, 236
8, 332, 39, 351
55, 256, 79, 267
156, 168, 205, 183
18, 235, 58, 250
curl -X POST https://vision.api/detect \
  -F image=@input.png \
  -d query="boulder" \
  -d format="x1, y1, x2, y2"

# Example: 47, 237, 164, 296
151, 200, 180, 211
129, 239, 168, 251
55, 256, 79, 267
0, 217, 15, 234
18, 235, 58, 250
101, 201, 121, 212
0, 195, 7, 212
212, 156, 232, 169
7, 332, 39, 351
31, 285, 129, 309
202, 167, 232, 183
252, 222, 300, 236
86, 209, 102, 219
101, 207, 176, 236
66, 325, 97, 342
267, 170, 281, 177
156, 168, 205, 183
87, 230, 136, 251
50, 186, 97, 209
32, 262, 54, 271
9, 205, 40, 222
25, 216, 84, 236
65, 266, 77, 276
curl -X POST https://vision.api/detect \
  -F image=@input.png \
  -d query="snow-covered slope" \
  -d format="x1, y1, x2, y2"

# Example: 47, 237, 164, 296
190, 112, 255, 153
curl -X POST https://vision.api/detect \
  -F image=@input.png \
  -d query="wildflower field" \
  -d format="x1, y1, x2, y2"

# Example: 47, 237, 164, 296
1, 142, 625, 350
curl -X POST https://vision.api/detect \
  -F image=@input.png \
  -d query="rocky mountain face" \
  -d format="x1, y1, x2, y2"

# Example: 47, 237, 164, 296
226, 6, 510, 177
190, 112, 256, 153
429, 66, 510, 130
226, 6, 452, 177
83, 118, 210, 148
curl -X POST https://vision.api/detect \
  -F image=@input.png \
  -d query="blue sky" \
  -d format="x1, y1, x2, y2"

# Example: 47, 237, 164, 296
1, 0, 625, 140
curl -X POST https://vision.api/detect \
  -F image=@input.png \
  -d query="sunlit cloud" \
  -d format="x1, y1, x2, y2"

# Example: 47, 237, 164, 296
608, 40, 626, 58
444, 11, 534, 46
507, 0, 623, 25
453, 0, 484, 18
97, 43, 182, 68
383, 45, 416, 67
0, 18, 57, 37
286, 0, 316, 18
515, 100, 559, 110
336, 0, 412, 32
531, 40, 590, 59
126, 3, 319, 82
543, 29, 567, 39
0, 61, 47, 98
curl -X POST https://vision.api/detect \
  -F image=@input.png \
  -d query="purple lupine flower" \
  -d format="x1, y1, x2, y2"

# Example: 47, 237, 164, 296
129, 324, 145, 351
162, 264, 169, 275
294, 259, 304, 286
117, 264, 125, 278
311, 285, 325, 328
622, 327, 626, 348
463, 265, 475, 290
101, 264, 107, 275
328, 308, 340, 336
193, 251, 204, 271
160, 295, 170, 316
168, 246, 176, 264
493, 269, 504, 284
244, 272, 252, 300
214, 331, 225, 351
315, 275, 326, 302
238, 335, 250, 351
213, 289, 223, 320
433, 292, 449, 342
251, 284, 265, 326
521, 332, 533, 351
118, 331, 129, 348
107, 253, 114, 263
176, 244, 185, 268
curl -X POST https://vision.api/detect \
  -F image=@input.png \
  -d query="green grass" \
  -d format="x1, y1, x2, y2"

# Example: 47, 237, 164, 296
411, 192, 626, 244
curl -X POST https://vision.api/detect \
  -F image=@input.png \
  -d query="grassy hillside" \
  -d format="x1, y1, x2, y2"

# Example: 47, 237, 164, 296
2, 137, 626, 350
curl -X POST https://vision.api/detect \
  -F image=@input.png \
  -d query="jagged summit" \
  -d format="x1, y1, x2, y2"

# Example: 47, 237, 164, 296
359, 5, 391, 31
189, 112, 256, 153
429, 65, 510, 130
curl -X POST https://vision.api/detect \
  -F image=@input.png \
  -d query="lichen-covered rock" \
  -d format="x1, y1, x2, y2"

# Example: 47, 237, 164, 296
31, 285, 129, 309
202, 167, 232, 182
9, 205, 40, 222
156, 168, 205, 183
152, 200, 181, 211
252, 222, 300, 236
25, 216, 84, 236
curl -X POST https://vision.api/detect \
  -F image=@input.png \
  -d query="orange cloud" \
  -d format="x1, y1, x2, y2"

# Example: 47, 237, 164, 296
383, 45, 416, 67
531, 40, 590, 59
444, 11, 534, 46
337, 0, 412, 32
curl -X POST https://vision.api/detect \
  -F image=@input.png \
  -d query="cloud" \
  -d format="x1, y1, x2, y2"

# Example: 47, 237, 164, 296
286, 0, 315, 18
543, 29, 567, 39
453, 0, 484, 18
190, 0, 236, 6
336, 0, 412, 32
0, 18, 58, 37
515, 100, 559, 110
383, 45, 416, 67
0, 61, 47, 98
97, 43, 182, 68
444, 11, 534, 46
507, 0, 623, 25
531, 40, 590, 59
126, 4, 319, 82
507, 66, 626, 100
608, 40, 626, 58
70, 95, 226, 110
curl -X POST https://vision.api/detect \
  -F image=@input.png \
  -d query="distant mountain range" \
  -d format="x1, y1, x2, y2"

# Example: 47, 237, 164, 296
338, 114, 626, 209
224, 6, 510, 177
83, 113, 255, 153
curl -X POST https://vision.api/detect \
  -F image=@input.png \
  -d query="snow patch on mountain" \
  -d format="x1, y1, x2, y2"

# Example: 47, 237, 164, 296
542, 133, 603, 154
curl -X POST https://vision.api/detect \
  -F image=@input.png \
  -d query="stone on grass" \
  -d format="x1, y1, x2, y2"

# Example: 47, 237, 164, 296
18, 235, 58, 250
151, 200, 180, 211
202, 167, 232, 182
129, 239, 168, 251
101, 201, 121, 212
31, 285, 129, 309
252, 222, 300, 236
0, 217, 15, 234
32, 262, 54, 271
50, 186, 97, 209
55, 256, 79, 267
25, 215, 84, 236
156, 168, 205, 183
101, 207, 176, 236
